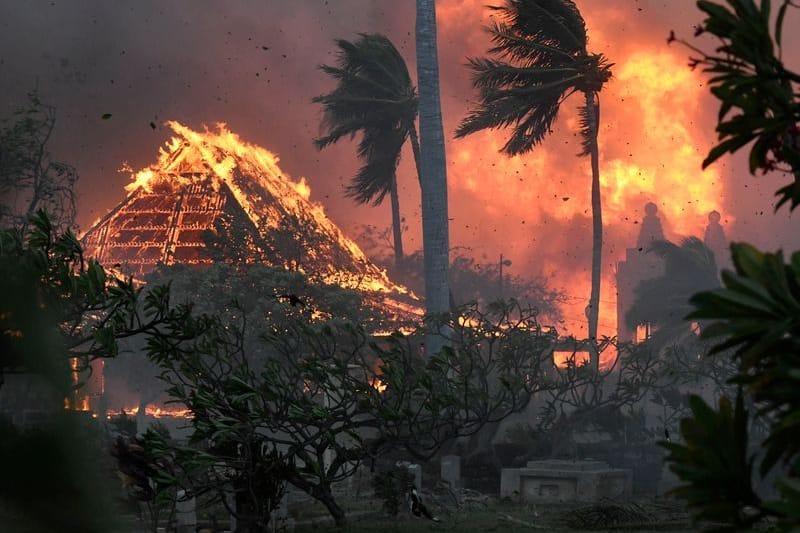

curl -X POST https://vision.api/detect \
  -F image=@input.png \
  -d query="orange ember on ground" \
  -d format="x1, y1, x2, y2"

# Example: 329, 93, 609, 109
107, 405, 193, 419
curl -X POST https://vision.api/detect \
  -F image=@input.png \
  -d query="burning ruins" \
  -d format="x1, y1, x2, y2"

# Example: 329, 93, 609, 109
81, 121, 422, 323
76, 121, 425, 418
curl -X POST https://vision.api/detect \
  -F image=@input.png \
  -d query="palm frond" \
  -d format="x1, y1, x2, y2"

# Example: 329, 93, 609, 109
458, 1, 611, 155
346, 126, 407, 206
313, 115, 386, 150
455, 74, 565, 155
466, 57, 579, 89
486, 22, 576, 66
490, 0, 587, 55
313, 33, 417, 206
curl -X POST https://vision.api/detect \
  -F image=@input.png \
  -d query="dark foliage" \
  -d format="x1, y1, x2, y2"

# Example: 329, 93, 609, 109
455, 0, 612, 155
663, 243, 800, 529
0, 211, 170, 390
372, 467, 415, 516
0, 91, 78, 231
671, 0, 800, 211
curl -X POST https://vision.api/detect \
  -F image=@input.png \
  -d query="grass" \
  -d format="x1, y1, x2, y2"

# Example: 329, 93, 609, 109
289, 497, 694, 532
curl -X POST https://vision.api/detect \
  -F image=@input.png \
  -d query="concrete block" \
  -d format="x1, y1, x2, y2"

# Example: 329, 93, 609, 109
175, 490, 196, 533
500, 459, 631, 503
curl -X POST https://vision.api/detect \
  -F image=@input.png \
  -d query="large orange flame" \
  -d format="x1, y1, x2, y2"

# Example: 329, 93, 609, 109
434, 1, 731, 354
117, 121, 421, 317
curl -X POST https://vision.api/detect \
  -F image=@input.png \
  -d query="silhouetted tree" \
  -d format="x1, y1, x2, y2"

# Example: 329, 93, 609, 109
663, 2, 800, 528
314, 34, 419, 267
626, 238, 720, 349
0, 91, 77, 232
670, 0, 800, 211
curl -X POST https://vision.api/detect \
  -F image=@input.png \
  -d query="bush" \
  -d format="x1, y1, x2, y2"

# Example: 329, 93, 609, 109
371, 467, 415, 516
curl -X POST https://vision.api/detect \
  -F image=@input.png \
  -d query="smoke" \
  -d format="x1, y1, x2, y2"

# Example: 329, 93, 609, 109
1, 0, 798, 337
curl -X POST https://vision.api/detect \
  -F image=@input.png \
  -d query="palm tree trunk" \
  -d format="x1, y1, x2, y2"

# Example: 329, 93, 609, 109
586, 90, 602, 372
389, 171, 404, 267
416, 0, 451, 356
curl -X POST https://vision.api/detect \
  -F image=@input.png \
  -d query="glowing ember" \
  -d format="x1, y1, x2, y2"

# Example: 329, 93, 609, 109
369, 377, 387, 393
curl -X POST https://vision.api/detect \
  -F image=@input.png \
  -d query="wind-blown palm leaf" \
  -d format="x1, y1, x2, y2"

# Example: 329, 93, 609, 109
313, 33, 417, 205
455, 0, 610, 156
488, 0, 587, 57
347, 126, 407, 206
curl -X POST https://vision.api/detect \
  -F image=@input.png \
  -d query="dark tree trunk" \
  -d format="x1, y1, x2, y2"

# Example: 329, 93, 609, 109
234, 491, 267, 533
315, 486, 347, 528
389, 171, 404, 268
586, 90, 602, 372
284, 473, 347, 527
416, 0, 451, 356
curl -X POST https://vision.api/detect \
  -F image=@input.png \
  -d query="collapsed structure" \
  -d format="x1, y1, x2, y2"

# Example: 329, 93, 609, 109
81, 121, 421, 324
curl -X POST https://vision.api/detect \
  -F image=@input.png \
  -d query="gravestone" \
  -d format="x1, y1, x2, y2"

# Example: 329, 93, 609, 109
408, 463, 422, 491
225, 490, 237, 532
175, 490, 197, 533
441, 455, 461, 488
500, 459, 631, 503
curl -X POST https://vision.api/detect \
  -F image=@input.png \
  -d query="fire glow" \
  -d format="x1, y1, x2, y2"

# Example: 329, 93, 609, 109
122, 121, 417, 300
435, 1, 730, 355
107, 405, 193, 419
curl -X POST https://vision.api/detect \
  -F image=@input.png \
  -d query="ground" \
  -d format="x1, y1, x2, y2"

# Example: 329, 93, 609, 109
287, 495, 694, 532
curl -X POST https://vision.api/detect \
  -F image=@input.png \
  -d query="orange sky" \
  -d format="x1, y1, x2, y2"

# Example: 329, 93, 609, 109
1, 0, 798, 338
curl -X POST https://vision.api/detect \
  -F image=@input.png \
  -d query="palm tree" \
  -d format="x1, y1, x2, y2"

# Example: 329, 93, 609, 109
416, 0, 452, 355
625, 237, 721, 349
455, 0, 612, 370
313, 34, 420, 268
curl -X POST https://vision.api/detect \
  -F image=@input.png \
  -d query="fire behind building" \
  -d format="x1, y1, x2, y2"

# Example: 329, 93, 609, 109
616, 202, 729, 343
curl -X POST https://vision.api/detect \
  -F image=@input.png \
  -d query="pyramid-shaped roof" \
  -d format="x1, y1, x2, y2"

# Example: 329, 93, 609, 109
81, 121, 421, 323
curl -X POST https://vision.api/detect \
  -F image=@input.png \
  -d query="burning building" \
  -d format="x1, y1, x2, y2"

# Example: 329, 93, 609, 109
81, 121, 421, 323
77, 121, 423, 420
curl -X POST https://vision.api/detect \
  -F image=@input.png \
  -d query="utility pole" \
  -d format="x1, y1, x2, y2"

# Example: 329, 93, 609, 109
499, 254, 512, 299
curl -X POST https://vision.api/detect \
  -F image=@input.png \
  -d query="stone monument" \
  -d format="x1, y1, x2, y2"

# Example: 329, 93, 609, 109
500, 459, 631, 503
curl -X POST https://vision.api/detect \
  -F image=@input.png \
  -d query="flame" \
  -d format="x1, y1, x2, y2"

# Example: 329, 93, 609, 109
107, 405, 193, 419
118, 121, 419, 307
369, 377, 387, 393
601, 51, 726, 234
436, 2, 731, 355
294, 176, 312, 201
